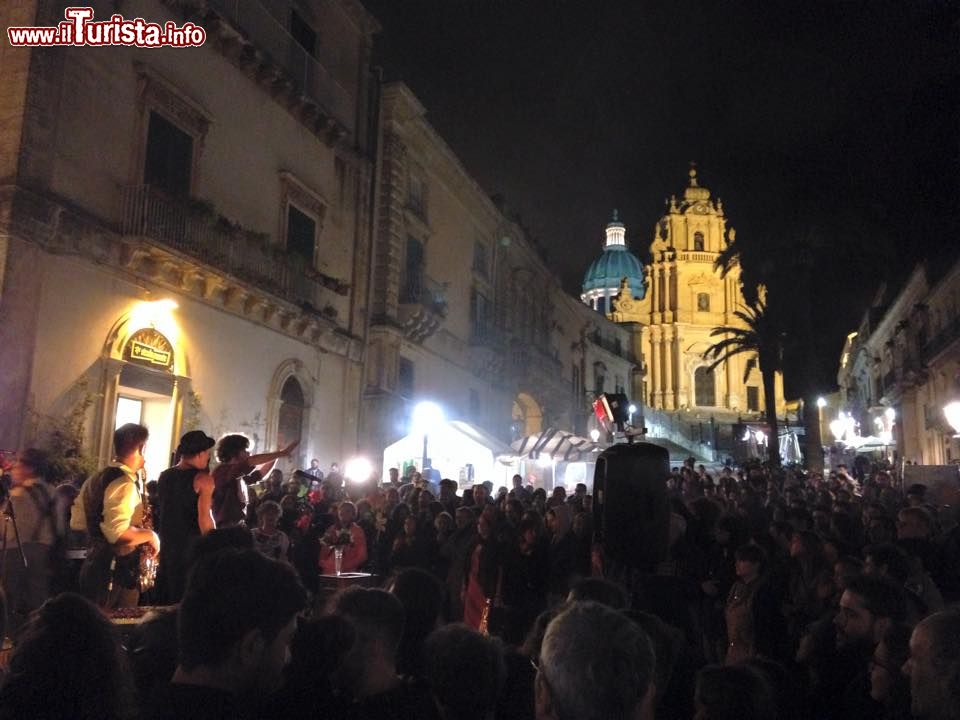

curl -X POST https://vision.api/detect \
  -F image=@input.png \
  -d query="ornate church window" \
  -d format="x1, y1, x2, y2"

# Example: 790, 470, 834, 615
694, 366, 716, 407
697, 293, 710, 312
693, 231, 704, 251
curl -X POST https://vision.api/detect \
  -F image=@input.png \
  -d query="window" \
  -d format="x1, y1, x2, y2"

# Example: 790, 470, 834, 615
144, 111, 193, 196
597, 296, 607, 314
408, 173, 426, 217
469, 389, 481, 419
693, 231, 705, 251
694, 366, 716, 407
697, 293, 711, 312
278, 377, 305, 450
398, 357, 415, 397
290, 9, 316, 56
615, 376, 625, 394
286, 204, 316, 268
470, 289, 491, 340
573, 365, 582, 400
400, 237, 424, 303
747, 386, 760, 412
472, 241, 489, 278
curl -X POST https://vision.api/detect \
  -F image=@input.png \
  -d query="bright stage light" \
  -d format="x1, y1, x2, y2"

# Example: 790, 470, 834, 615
944, 401, 960, 435
537, 454, 553, 468
830, 418, 845, 442
412, 401, 444, 434
344, 457, 373, 483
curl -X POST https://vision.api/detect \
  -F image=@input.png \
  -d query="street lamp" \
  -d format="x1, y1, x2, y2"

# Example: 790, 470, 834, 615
589, 428, 601, 443
628, 403, 637, 426
412, 401, 444, 473
817, 397, 827, 409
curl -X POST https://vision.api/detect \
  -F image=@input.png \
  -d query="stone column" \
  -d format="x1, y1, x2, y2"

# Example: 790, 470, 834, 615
650, 327, 661, 408
663, 329, 674, 410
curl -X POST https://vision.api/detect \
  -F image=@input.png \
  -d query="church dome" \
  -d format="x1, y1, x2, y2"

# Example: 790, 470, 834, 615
581, 210, 645, 300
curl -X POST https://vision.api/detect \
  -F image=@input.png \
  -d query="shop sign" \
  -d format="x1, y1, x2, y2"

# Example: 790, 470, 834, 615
124, 328, 174, 370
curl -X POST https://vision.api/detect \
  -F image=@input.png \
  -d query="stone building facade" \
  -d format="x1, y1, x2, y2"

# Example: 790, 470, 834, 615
361, 82, 635, 459
838, 259, 960, 464
0, 0, 380, 475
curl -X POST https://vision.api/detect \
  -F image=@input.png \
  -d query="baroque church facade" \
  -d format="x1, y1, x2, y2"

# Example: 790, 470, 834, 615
583, 167, 785, 425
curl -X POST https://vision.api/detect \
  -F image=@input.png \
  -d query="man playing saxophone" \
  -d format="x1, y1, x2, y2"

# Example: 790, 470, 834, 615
71, 423, 159, 608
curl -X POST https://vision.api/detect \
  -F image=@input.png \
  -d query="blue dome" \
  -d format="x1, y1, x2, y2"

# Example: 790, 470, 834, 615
582, 245, 645, 299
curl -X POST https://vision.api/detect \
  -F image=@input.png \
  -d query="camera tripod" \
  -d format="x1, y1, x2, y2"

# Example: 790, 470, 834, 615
1, 490, 29, 614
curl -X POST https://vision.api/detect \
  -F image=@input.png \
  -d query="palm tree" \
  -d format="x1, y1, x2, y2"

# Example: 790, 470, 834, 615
703, 297, 786, 466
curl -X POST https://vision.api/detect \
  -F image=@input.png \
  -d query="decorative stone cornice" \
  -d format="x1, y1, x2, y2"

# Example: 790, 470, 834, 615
4, 185, 363, 361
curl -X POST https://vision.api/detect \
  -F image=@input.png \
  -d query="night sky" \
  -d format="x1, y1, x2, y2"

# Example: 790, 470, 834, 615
362, 0, 959, 391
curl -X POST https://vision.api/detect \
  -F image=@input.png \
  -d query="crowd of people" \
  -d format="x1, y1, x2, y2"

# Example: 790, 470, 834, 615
0, 422, 958, 719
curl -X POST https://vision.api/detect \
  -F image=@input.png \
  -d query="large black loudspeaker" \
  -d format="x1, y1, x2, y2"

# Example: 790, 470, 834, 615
592, 442, 671, 569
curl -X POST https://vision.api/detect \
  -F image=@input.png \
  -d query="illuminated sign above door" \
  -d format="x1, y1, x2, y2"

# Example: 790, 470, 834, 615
123, 328, 174, 371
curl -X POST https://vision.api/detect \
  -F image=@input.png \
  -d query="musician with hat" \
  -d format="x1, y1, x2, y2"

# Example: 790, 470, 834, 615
155, 430, 217, 604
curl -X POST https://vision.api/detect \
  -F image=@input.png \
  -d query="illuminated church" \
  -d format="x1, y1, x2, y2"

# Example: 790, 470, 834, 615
582, 166, 785, 422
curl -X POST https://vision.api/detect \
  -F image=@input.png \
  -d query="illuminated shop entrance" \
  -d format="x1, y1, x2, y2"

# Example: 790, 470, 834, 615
113, 328, 177, 478
97, 301, 188, 479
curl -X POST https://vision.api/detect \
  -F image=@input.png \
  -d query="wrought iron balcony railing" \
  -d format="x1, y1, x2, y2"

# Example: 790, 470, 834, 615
119, 185, 342, 313
207, 0, 353, 132
399, 273, 448, 317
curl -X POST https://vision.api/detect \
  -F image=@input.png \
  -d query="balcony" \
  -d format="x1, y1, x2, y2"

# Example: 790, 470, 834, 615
676, 251, 717, 264
202, 0, 353, 144
469, 323, 506, 381
119, 185, 346, 315
507, 345, 568, 400
924, 316, 960, 363
589, 330, 637, 364
398, 274, 447, 342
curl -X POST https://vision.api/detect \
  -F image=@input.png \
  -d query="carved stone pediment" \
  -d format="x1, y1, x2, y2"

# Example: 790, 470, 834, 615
611, 277, 638, 314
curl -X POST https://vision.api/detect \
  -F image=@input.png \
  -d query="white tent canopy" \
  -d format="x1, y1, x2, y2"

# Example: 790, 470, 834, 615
382, 420, 510, 488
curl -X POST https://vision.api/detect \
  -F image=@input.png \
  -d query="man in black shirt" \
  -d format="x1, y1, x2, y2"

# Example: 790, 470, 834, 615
155, 430, 216, 605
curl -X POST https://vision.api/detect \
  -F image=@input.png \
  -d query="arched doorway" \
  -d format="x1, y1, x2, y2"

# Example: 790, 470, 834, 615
694, 366, 716, 407
513, 392, 543, 437
265, 359, 312, 468
97, 301, 190, 477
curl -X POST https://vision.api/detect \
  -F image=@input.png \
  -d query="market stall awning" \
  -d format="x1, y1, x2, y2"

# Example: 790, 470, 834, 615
507, 427, 601, 462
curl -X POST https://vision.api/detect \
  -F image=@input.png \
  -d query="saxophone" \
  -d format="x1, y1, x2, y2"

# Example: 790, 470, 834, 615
137, 469, 159, 593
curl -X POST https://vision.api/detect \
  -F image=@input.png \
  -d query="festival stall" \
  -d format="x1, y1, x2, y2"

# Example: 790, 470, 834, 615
381, 420, 510, 488
499, 428, 602, 491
